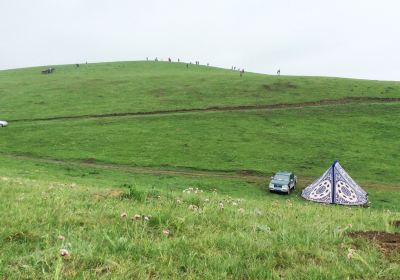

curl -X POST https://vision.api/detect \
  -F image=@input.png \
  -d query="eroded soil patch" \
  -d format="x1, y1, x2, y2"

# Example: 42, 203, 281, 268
348, 231, 400, 255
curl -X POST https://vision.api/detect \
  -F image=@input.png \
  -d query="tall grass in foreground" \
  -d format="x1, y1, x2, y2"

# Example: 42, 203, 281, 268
0, 176, 399, 279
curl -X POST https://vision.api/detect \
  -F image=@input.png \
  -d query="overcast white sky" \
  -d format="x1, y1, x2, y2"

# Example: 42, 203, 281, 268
1, 0, 399, 80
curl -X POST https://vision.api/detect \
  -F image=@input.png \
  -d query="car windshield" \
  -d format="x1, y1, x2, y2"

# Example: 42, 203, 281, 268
274, 174, 290, 181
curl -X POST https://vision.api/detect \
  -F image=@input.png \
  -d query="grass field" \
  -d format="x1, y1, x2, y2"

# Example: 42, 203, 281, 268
0, 61, 399, 279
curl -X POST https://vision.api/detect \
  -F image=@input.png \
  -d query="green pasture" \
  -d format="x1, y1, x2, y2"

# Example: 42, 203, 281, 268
0, 62, 399, 279
0, 61, 399, 120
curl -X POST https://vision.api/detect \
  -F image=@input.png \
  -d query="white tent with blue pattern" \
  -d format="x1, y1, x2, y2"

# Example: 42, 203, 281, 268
301, 161, 368, 206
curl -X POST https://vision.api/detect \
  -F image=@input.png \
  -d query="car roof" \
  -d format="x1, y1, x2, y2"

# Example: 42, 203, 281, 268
275, 171, 292, 176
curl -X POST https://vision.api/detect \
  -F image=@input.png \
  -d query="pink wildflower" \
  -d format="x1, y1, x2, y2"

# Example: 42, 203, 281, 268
60, 249, 70, 257
347, 248, 355, 259
162, 229, 170, 237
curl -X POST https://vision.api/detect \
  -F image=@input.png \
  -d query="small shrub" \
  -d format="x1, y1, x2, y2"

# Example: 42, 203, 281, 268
120, 184, 145, 202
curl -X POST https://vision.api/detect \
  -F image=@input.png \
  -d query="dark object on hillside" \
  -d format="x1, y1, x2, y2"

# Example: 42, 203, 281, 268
392, 220, 400, 228
277, 69, 281, 75
186, 64, 189, 68
76, 64, 79, 67
155, 57, 158, 62
168, 58, 171, 62
41, 67, 55, 74
240, 69, 244, 77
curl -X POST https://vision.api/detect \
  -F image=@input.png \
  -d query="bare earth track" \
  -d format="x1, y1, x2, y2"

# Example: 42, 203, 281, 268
9, 97, 400, 123
1, 153, 399, 191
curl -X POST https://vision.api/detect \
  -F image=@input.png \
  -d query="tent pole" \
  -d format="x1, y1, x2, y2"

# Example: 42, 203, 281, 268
331, 160, 338, 204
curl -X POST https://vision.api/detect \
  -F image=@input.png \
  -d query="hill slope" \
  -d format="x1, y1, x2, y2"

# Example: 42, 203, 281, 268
1, 61, 399, 120
0, 61, 399, 279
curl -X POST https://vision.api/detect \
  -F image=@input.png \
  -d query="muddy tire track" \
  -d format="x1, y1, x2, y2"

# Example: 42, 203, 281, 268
9, 97, 400, 123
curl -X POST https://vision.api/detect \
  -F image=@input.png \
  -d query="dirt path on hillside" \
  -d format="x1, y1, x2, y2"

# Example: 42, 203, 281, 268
1, 153, 268, 183
1, 153, 399, 190
9, 97, 400, 123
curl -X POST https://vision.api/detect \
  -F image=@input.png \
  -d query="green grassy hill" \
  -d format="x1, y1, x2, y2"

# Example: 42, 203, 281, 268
0, 61, 399, 279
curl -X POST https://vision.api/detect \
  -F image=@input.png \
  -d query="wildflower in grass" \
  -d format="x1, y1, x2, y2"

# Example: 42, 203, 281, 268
176, 199, 182, 204
204, 198, 209, 202
188, 204, 198, 211
238, 208, 245, 214
132, 214, 141, 221
162, 229, 170, 237
219, 202, 224, 210
58, 235, 65, 241
254, 208, 262, 216
120, 212, 128, 219
347, 248, 355, 259
232, 202, 238, 206
60, 249, 70, 258
144, 216, 150, 221
348, 224, 353, 228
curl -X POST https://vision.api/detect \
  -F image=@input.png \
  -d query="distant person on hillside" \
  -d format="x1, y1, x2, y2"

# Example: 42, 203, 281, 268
155, 57, 158, 62
277, 69, 281, 75
146, 57, 148, 61
178, 58, 180, 62
168, 57, 171, 62
240, 69, 244, 77
186, 63, 189, 68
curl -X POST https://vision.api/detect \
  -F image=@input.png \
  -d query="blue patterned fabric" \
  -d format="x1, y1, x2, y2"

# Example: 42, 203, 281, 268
301, 161, 368, 206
